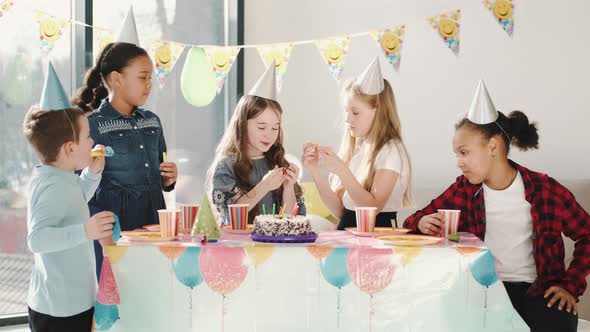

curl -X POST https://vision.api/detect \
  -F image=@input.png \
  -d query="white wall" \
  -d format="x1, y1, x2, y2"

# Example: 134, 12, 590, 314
244, 0, 590, 204
244, 0, 590, 317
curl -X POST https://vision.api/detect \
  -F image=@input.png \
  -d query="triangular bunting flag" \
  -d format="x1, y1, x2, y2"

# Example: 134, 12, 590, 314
96, 257, 120, 305
371, 25, 405, 71
93, 28, 114, 62
483, 0, 514, 36
427, 9, 461, 55
315, 36, 351, 81
149, 39, 185, 88
0, 0, 14, 18
257, 43, 293, 92
35, 11, 70, 56
204, 46, 241, 93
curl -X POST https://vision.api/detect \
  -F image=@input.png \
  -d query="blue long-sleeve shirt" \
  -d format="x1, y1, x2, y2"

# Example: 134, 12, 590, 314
27, 165, 101, 317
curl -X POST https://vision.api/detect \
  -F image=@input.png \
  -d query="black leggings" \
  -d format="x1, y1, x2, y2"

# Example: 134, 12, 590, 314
504, 282, 578, 332
337, 209, 398, 230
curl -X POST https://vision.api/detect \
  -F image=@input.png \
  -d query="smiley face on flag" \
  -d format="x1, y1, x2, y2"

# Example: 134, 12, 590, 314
40, 18, 61, 41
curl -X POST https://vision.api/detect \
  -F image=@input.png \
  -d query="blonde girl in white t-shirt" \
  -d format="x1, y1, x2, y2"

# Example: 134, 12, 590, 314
302, 57, 413, 230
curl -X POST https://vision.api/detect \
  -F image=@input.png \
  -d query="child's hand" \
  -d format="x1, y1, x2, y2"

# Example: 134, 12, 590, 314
282, 163, 300, 188
89, 145, 106, 174
261, 166, 284, 192
85, 211, 115, 240
318, 146, 346, 176
160, 162, 178, 187
302, 142, 320, 175
417, 212, 444, 236
545, 286, 578, 315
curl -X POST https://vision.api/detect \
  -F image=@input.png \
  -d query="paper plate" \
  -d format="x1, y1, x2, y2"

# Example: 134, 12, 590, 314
345, 227, 411, 237
377, 234, 443, 246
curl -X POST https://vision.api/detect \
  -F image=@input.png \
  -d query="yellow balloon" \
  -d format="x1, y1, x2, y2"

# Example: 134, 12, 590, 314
393, 246, 422, 266
302, 182, 337, 223
103, 245, 129, 265
246, 243, 275, 266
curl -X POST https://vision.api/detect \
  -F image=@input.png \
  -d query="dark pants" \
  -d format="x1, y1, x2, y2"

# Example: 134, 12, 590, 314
337, 209, 398, 230
504, 282, 578, 332
29, 306, 94, 332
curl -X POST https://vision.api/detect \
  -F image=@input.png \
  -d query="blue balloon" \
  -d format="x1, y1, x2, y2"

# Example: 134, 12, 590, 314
94, 302, 119, 331
469, 250, 499, 287
112, 215, 121, 242
173, 247, 203, 289
321, 248, 352, 289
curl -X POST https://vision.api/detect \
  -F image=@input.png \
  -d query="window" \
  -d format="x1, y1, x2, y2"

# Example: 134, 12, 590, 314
0, 0, 241, 320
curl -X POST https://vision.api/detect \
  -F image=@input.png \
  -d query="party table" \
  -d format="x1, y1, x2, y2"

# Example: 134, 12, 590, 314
93, 231, 528, 332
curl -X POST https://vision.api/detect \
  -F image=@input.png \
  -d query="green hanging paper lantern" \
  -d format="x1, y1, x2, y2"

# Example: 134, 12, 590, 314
180, 47, 218, 107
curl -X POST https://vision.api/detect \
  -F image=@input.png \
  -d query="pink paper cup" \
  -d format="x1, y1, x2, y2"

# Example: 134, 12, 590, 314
228, 204, 249, 230
158, 209, 180, 238
438, 209, 461, 238
355, 207, 378, 232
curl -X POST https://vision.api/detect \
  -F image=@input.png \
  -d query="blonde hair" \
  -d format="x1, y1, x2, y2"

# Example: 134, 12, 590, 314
338, 79, 413, 207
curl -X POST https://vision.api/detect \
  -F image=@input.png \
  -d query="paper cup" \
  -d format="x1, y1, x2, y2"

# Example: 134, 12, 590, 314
158, 209, 180, 238
355, 207, 378, 232
179, 204, 199, 234
228, 204, 249, 230
438, 209, 461, 238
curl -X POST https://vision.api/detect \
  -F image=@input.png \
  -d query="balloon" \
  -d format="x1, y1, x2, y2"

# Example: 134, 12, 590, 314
159, 246, 186, 260
393, 246, 422, 266
94, 302, 119, 331
199, 246, 248, 295
97, 257, 120, 305
321, 248, 351, 289
307, 245, 333, 259
103, 246, 128, 265
180, 47, 218, 107
173, 247, 203, 289
469, 250, 499, 287
347, 247, 395, 295
246, 243, 275, 266
301, 182, 337, 222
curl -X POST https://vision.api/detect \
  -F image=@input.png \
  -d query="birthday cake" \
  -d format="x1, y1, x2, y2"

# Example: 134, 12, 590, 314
253, 214, 312, 237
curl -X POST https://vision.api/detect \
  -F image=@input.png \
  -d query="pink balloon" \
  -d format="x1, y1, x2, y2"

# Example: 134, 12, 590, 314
97, 256, 120, 305
346, 247, 396, 295
199, 246, 248, 296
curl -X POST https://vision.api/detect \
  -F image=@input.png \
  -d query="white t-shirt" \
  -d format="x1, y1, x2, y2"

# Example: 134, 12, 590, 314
340, 139, 410, 212
483, 172, 537, 283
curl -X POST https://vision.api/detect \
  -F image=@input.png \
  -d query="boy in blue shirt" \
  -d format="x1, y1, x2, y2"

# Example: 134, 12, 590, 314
23, 62, 115, 332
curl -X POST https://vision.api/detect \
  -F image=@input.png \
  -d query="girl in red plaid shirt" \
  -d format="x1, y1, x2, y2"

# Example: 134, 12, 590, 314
404, 85, 588, 331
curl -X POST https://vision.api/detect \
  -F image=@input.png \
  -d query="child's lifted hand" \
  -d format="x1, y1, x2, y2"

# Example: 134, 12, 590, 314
160, 162, 178, 187
261, 166, 284, 192
85, 211, 115, 240
302, 142, 320, 174
282, 163, 300, 188
89, 145, 106, 174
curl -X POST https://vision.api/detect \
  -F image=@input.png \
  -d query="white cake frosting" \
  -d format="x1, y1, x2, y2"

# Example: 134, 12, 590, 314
253, 214, 312, 236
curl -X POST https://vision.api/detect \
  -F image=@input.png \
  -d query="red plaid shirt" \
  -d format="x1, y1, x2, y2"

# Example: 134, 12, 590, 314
404, 160, 590, 300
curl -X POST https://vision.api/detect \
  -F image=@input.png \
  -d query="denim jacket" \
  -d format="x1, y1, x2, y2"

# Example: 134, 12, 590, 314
87, 99, 175, 230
